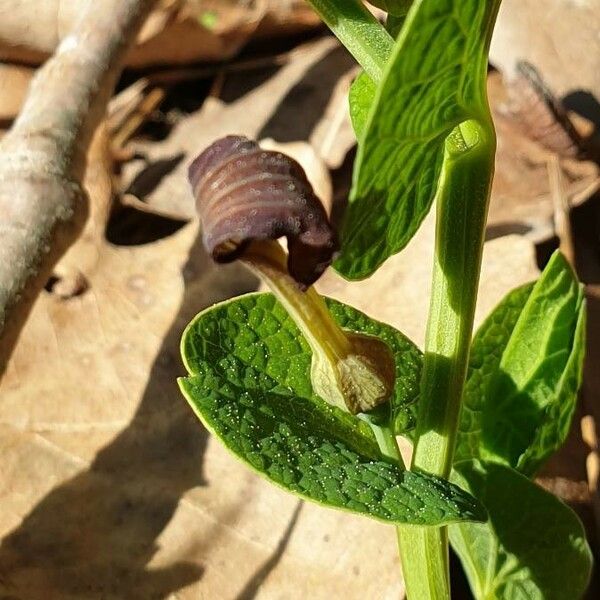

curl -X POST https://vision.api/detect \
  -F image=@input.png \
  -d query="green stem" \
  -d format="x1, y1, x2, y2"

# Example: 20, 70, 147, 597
412, 120, 495, 476
366, 418, 452, 599
306, 0, 393, 82
362, 412, 405, 468
398, 120, 496, 600
398, 527, 450, 599
366, 418, 451, 598
364, 419, 417, 591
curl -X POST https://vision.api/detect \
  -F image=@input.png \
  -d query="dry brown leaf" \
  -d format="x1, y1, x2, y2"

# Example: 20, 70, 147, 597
0, 0, 83, 64
490, 0, 600, 100
53, 123, 114, 291
310, 67, 358, 169
0, 0, 321, 68
120, 37, 356, 220
0, 63, 34, 122
254, 1, 321, 40
487, 71, 599, 241
126, 0, 268, 68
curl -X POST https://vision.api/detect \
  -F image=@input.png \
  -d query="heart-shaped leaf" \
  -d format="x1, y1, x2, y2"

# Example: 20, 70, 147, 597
450, 460, 592, 600
336, 0, 501, 279
179, 293, 485, 525
455, 282, 534, 464
456, 252, 586, 476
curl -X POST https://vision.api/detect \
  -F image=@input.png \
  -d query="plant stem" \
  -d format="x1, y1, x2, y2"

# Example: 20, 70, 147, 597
362, 413, 405, 468
306, 0, 393, 83
363, 418, 415, 588
397, 120, 496, 599
366, 416, 452, 598
412, 120, 495, 476
365, 415, 452, 598
399, 526, 450, 599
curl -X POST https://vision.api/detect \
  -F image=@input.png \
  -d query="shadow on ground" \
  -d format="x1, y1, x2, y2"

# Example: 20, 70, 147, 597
0, 235, 258, 599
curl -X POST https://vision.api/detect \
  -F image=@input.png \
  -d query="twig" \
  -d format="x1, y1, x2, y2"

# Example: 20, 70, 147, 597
111, 86, 166, 150
107, 51, 293, 133
0, 0, 156, 374
570, 176, 600, 206
107, 78, 151, 132
144, 51, 292, 86
547, 155, 576, 266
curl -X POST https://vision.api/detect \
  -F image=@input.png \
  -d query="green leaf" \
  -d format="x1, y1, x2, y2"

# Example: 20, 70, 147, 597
455, 282, 535, 463
336, 0, 501, 279
478, 253, 586, 475
348, 72, 376, 139
450, 460, 592, 600
179, 293, 485, 526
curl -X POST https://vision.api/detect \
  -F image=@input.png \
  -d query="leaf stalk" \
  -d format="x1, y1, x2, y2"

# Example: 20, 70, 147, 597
306, 0, 393, 83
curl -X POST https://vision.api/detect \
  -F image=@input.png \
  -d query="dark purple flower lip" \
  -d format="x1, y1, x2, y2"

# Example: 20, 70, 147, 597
188, 135, 339, 287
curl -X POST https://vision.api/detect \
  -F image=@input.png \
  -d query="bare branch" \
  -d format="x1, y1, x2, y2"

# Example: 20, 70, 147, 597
0, 0, 156, 373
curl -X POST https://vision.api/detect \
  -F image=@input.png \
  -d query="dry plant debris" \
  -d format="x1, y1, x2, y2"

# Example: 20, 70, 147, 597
0, 0, 322, 68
